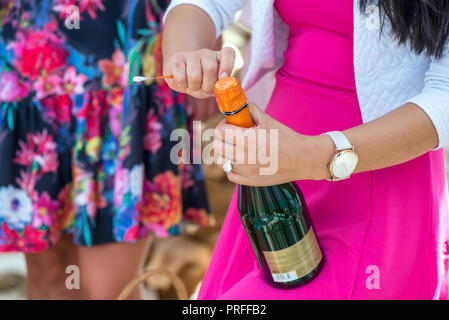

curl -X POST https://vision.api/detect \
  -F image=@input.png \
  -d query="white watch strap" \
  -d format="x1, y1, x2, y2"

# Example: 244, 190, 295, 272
325, 131, 352, 151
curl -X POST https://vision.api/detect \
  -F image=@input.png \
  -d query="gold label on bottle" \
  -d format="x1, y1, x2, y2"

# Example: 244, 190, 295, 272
263, 228, 322, 283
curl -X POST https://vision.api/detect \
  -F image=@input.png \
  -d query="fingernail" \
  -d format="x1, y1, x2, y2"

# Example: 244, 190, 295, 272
219, 72, 229, 79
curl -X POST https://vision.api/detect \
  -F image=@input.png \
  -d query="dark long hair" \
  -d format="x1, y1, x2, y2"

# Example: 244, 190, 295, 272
360, 0, 449, 58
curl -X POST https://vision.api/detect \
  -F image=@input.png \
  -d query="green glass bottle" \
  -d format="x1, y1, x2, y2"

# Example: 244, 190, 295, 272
239, 183, 323, 288
214, 77, 324, 288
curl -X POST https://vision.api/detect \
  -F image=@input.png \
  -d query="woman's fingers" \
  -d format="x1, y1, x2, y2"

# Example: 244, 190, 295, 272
186, 54, 203, 91
218, 47, 236, 79
165, 47, 236, 97
226, 172, 249, 185
213, 139, 236, 162
170, 53, 187, 90
216, 156, 242, 176
201, 51, 219, 94
215, 123, 257, 148
215, 156, 256, 182
214, 133, 256, 166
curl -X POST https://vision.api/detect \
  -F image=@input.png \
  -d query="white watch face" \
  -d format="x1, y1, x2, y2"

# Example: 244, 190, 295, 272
331, 151, 358, 179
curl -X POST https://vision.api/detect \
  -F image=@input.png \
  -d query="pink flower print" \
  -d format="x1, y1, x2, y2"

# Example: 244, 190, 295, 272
123, 224, 140, 242
62, 66, 87, 95
14, 129, 59, 175
113, 166, 129, 207
0, 222, 48, 253
40, 94, 73, 124
108, 104, 122, 138
142, 223, 169, 238
98, 49, 129, 87
144, 0, 156, 22
107, 88, 124, 137
54, 0, 105, 19
154, 83, 175, 114
33, 73, 63, 100
84, 179, 97, 218
76, 90, 108, 139
16, 170, 39, 201
143, 109, 163, 154
52, 0, 77, 18
32, 192, 59, 228
180, 163, 195, 190
0, 71, 30, 102
10, 20, 67, 80
79, 0, 105, 18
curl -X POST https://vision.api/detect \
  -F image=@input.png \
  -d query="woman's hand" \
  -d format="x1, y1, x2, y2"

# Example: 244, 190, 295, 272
213, 103, 334, 186
163, 47, 236, 99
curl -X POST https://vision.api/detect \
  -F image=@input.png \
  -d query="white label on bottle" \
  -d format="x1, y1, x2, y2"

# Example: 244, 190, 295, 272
272, 271, 299, 283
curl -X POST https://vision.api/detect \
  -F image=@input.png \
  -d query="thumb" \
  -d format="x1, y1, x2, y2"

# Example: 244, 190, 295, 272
218, 47, 236, 79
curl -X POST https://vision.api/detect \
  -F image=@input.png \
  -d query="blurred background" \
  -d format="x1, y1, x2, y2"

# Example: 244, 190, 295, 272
1, 5, 448, 300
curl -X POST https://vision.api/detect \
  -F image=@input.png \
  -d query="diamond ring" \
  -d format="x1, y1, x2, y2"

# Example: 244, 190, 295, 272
222, 159, 233, 173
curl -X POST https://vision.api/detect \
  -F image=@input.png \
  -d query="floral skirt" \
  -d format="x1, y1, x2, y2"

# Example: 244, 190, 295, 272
0, 84, 210, 253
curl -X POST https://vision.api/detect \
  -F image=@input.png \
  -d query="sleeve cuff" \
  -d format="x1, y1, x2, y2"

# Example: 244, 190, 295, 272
406, 92, 449, 150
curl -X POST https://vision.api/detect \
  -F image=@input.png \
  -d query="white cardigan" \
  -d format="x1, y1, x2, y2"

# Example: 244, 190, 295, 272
166, 0, 449, 149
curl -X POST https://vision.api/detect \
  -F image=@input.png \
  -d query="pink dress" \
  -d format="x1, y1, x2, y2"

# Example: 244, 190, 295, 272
199, 0, 449, 299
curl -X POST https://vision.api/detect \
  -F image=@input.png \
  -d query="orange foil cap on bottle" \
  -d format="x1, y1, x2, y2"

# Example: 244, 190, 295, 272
214, 76, 254, 128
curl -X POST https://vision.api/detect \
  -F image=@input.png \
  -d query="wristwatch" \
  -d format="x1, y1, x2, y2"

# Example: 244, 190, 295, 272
324, 131, 358, 181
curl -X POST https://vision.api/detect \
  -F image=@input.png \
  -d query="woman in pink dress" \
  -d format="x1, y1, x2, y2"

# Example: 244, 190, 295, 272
162, 0, 449, 299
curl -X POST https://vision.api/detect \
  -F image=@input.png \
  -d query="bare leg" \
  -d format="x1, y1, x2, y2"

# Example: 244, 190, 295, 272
25, 234, 81, 300
78, 237, 151, 300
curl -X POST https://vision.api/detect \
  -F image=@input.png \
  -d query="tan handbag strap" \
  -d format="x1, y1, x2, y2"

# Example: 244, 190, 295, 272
117, 268, 189, 300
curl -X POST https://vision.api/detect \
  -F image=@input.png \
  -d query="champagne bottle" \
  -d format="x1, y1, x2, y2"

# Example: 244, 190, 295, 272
214, 77, 324, 288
